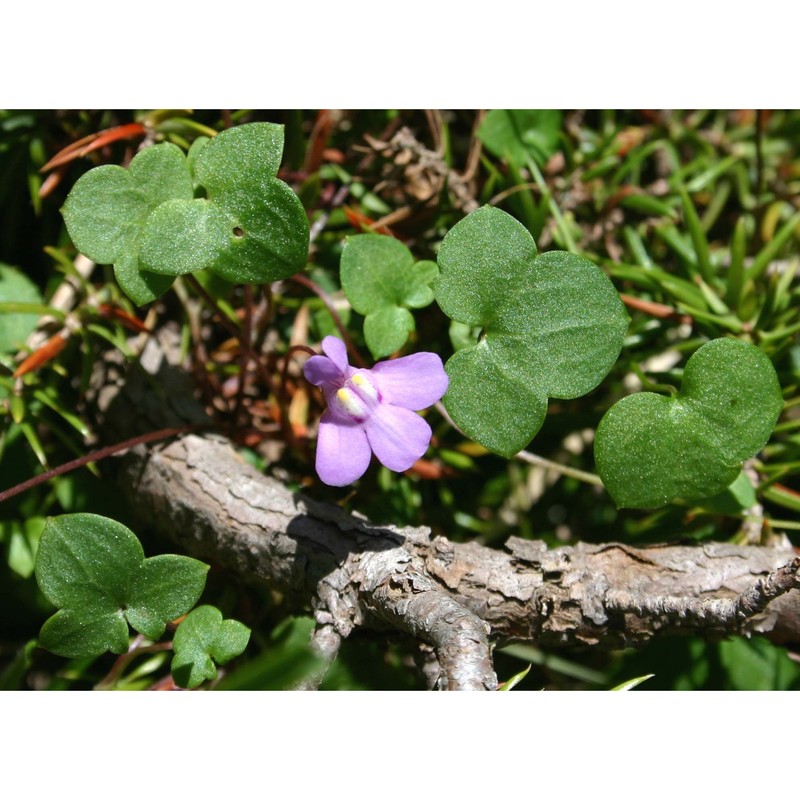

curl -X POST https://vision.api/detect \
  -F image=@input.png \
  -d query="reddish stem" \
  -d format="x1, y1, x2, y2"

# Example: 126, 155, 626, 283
290, 274, 367, 367
0, 425, 203, 506
233, 285, 254, 426
184, 274, 279, 399
620, 293, 693, 324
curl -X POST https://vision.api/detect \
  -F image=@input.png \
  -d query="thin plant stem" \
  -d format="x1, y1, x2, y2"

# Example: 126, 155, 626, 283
184, 274, 241, 340
290, 274, 367, 367
488, 182, 541, 206
94, 636, 174, 691
514, 449, 604, 486
0, 425, 204, 505
233, 284, 254, 427
279, 344, 317, 435
526, 157, 578, 253
184, 274, 280, 399
433, 401, 603, 488
630, 363, 678, 396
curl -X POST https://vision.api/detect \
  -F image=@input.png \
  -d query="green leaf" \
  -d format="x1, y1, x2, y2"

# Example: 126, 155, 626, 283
478, 109, 562, 168
363, 305, 415, 358
498, 664, 531, 690
194, 123, 284, 191
0, 263, 43, 353
435, 206, 629, 456
34, 513, 209, 658
136, 199, 231, 276
214, 616, 323, 691
595, 338, 783, 509
126, 555, 210, 641
7, 516, 46, 578
39, 607, 130, 660
340, 234, 438, 358
171, 605, 251, 689
139, 123, 309, 284
35, 513, 143, 610
61, 143, 192, 305
691, 469, 757, 516
186, 135, 210, 188
718, 637, 800, 690
609, 674, 655, 691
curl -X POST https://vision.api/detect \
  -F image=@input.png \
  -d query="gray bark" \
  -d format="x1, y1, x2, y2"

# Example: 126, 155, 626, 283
96, 330, 800, 690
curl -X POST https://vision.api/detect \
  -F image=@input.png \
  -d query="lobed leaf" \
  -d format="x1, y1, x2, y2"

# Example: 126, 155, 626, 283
477, 109, 563, 168
171, 605, 251, 689
126, 555, 209, 641
34, 513, 209, 658
139, 123, 310, 285
61, 143, 192, 305
435, 206, 629, 456
61, 123, 309, 304
340, 234, 438, 358
594, 338, 783, 508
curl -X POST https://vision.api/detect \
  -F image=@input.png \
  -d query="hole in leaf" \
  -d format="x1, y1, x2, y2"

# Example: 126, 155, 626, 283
232, 226, 245, 238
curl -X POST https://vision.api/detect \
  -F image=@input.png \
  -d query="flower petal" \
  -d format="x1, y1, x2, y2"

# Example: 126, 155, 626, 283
370, 352, 449, 410
364, 404, 432, 472
315, 412, 371, 486
303, 354, 344, 387
321, 336, 350, 375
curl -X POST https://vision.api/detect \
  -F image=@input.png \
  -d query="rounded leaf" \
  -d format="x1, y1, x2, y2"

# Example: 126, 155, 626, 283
138, 199, 232, 276
35, 513, 143, 609
62, 164, 148, 265
341, 234, 415, 312
138, 127, 310, 284
363, 306, 415, 359
126, 554, 210, 640
209, 182, 310, 283
39, 608, 130, 659
61, 142, 193, 305
478, 109, 563, 168
435, 207, 628, 455
595, 338, 783, 508
445, 340, 548, 457
193, 123, 284, 193
340, 234, 438, 357
436, 206, 537, 328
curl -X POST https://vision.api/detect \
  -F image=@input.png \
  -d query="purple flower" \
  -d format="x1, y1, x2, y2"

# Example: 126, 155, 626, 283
303, 336, 448, 486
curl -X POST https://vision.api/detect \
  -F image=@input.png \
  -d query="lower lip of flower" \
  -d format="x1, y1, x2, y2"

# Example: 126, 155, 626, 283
330, 372, 381, 424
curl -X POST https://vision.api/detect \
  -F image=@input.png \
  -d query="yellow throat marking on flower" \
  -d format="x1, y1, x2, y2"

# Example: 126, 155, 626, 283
336, 387, 367, 417
351, 373, 379, 402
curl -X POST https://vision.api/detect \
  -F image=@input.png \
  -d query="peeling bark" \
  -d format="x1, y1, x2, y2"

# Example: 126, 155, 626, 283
96, 331, 800, 690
